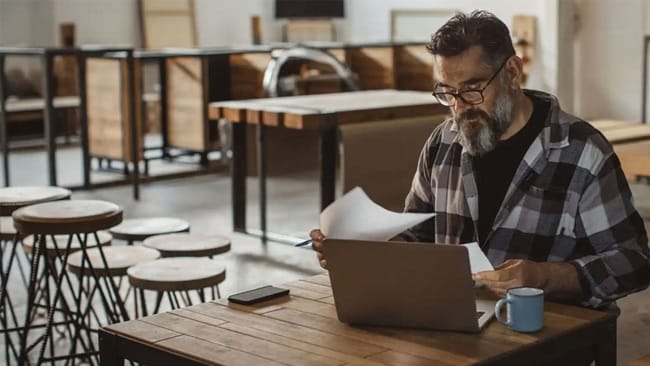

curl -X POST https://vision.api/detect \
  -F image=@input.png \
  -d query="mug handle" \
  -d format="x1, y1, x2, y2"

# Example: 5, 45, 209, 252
494, 298, 511, 326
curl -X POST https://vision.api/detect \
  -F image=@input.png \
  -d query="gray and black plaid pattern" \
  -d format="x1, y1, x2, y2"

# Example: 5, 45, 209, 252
403, 90, 650, 307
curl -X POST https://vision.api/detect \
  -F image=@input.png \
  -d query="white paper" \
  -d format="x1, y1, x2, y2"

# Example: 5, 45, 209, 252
320, 187, 434, 241
460, 242, 494, 274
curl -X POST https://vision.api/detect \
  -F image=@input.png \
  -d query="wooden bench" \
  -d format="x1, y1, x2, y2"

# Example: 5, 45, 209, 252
590, 119, 650, 180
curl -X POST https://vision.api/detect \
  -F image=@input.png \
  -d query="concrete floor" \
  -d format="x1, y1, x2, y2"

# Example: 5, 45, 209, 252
1, 144, 649, 365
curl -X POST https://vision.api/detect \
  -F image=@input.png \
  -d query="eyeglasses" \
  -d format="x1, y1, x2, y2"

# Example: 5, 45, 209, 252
432, 57, 509, 107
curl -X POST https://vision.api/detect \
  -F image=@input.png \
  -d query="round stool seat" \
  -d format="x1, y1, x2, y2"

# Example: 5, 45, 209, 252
127, 257, 226, 292
67, 246, 160, 277
109, 217, 190, 242
143, 233, 230, 257
0, 186, 71, 216
12, 200, 122, 235
0, 216, 17, 241
23, 231, 113, 258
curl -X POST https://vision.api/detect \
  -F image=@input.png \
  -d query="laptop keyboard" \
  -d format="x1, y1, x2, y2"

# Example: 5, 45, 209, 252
476, 311, 485, 318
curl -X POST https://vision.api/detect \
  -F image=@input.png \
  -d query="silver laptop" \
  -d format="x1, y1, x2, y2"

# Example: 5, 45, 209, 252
324, 239, 495, 332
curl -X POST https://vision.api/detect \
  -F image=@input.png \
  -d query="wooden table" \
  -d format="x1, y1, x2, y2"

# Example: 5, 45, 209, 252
100, 273, 617, 366
209, 90, 448, 240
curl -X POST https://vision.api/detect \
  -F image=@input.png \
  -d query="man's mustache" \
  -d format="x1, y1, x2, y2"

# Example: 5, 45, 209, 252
457, 108, 491, 123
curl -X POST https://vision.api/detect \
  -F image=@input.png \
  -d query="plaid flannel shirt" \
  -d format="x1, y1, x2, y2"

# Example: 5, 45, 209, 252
403, 90, 650, 307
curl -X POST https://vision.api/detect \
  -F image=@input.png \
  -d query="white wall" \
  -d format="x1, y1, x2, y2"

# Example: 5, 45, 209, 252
53, 0, 140, 46
0, 0, 54, 47
574, 0, 646, 121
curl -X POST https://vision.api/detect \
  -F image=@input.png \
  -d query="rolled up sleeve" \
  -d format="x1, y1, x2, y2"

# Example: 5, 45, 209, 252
572, 152, 650, 307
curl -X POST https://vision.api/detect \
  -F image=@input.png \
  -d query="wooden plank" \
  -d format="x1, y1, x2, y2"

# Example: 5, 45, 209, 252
167, 56, 205, 150
219, 322, 385, 366
303, 273, 332, 286
285, 280, 333, 296
3, 96, 80, 112
368, 350, 455, 366
171, 308, 229, 326
229, 53, 271, 99
185, 302, 387, 358
262, 308, 476, 364
614, 140, 650, 179
86, 58, 126, 160
628, 353, 650, 366
319, 296, 336, 305
601, 125, 650, 144
104, 319, 180, 343
393, 45, 434, 91
156, 335, 284, 366
280, 284, 332, 300
141, 312, 340, 366
347, 47, 395, 90
590, 119, 636, 130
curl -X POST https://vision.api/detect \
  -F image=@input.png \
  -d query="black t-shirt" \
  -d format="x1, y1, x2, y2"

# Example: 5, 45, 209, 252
473, 95, 549, 245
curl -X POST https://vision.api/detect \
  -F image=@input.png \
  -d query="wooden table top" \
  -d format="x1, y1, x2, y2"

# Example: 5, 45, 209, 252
101, 273, 616, 366
588, 119, 650, 144
209, 90, 448, 130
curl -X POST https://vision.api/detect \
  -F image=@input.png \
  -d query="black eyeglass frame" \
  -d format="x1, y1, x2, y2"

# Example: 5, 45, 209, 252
432, 57, 510, 107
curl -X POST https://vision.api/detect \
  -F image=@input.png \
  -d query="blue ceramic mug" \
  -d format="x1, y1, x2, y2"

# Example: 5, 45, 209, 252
494, 287, 544, 333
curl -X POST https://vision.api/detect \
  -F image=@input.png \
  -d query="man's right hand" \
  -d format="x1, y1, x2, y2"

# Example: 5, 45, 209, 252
309, 229, 327, 269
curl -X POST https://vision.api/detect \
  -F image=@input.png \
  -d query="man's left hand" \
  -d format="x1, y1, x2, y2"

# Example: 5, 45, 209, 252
473, 258, 584, 300
473, 259, 543, 296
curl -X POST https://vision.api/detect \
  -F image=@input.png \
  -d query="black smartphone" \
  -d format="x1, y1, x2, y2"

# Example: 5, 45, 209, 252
227, 285, 290, 305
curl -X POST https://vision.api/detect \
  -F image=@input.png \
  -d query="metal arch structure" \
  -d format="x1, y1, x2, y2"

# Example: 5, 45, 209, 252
262, 46, 359, 97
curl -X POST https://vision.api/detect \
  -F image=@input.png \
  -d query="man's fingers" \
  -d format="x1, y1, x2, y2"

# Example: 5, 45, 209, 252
309, 229, 325, 241
319, 259, 328, 269
474, 270, 503, 281
494, 259, 520, 270
312, 239, 324, 251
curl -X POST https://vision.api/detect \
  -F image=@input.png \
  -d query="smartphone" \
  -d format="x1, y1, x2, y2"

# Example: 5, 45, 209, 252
228, 285, 290, 305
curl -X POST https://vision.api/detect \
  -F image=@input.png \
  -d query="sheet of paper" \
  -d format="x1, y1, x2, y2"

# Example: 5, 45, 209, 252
460, 242, 494, 274
320, 187, 434, 241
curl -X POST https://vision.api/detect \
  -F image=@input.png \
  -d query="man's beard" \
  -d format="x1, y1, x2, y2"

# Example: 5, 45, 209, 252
454, 90, 514, 157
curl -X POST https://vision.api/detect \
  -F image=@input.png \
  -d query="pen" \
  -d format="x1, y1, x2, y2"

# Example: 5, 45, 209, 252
294, 239, 312, 247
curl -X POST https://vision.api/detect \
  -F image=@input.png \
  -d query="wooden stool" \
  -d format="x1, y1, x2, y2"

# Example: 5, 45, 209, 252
0, 186, 71, 216
0, 186, 70, 365
12, 199, 122, 365
109, 217, 190, 244
68, 246, 160, 328
143, 233, 230, 257
67, 246, 160, 277
22, 230, 112, 258
127, 257, 225, 316
0, 216, 19, 242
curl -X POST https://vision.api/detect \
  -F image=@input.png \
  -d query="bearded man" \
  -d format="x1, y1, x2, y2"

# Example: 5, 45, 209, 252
310, 10, 650, 308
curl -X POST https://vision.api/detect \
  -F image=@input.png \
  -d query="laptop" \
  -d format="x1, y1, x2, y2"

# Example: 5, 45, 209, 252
323, 239, 495, 332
